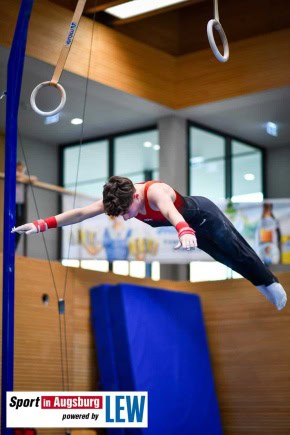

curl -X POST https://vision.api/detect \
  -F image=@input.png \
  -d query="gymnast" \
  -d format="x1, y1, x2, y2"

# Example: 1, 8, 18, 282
12, 176, 287, 310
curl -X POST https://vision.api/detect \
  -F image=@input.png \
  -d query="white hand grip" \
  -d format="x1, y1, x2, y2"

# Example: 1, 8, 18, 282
30, 81, 66, 116
207, 19, 229, 63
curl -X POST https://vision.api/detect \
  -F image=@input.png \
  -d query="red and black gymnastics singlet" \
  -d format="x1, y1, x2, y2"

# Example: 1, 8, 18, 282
135, 181, 185, 228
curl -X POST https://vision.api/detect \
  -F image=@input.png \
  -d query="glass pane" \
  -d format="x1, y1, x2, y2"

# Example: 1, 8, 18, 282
189, 126, 225, 199
113, 260, 129, 275
232, 140, 263, 202
151, 261, 160, 281
129, 172, 146, 184
114, 130, 159, 179
232, 141, 256, 156
61, 259, 80, 268
72, 180, 107, 198
190, 160, 225, 200
81, 260, 109, 272
64, 140, 109, 188
190, 261, 228, 282
129, 261, 146, 278
190, 127, 225, 160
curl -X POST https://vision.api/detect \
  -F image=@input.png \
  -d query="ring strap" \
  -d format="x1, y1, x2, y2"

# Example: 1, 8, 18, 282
51, 0, 86, 83
51, 0, 87, 85
214, 0, 219, 21
30, 0, 87, 116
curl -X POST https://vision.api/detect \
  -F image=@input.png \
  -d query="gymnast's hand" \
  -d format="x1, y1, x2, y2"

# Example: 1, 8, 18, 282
174, 232, 198, 251
11, 223, 38, 235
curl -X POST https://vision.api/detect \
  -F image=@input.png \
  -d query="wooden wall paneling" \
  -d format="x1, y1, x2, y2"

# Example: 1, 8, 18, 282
89, 25, 175, 106
0, 0, 175, 107
112, 11, 180, 56
175, 28, 290, 108
71, 267, 99, 392
2, 0, 290, 109
179, 0, 290, 54
0, 255, 290, 433
67, 266, 290, 434
14, 256, 75, 435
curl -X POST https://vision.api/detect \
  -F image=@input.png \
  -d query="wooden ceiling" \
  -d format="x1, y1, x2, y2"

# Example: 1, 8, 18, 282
50, 0, 290, 55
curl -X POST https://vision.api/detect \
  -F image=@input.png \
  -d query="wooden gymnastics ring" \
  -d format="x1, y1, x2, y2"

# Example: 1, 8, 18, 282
30, 81, 66, 116
207, 19, 229, 63
30, 0, 86, 116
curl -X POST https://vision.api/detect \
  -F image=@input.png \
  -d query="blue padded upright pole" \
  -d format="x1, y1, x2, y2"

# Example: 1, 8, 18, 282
1, 1, 34, 433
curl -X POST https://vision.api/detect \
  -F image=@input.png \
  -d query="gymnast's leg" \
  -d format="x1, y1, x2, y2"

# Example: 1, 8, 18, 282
193, 196, 287, 310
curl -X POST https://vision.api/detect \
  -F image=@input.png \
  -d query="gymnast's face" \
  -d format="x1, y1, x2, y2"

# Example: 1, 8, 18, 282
122, 195, 140, 221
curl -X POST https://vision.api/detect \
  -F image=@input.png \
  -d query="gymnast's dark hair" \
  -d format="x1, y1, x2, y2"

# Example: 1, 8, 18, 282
103, 176, 135, 216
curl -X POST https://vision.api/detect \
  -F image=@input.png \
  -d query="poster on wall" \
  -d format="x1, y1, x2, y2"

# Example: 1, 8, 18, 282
62, 195, 290, 264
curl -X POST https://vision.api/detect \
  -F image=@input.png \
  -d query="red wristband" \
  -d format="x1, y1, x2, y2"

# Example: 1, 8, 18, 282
33, 219, 47, 233
175, 221, 195, 237
176, 221, 190, 232
44, 216, 57, 229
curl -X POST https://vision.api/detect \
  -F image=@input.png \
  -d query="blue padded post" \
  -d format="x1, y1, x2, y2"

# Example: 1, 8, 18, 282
1, 1, 34, 433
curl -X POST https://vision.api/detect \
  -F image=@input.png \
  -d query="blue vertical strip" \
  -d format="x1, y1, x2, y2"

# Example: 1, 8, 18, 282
1, 1, 34, 433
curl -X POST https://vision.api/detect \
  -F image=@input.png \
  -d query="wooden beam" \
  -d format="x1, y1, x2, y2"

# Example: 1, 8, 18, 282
175, 27, 290, 108
2, 0, 290, 110
112, 0, 205, 26
0, 0, 175, 106
85, 0, 129, 14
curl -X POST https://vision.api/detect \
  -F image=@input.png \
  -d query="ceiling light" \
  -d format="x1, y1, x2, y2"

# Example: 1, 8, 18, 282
244, 173, 255, 181
44, 114, 59, 125
143, 141, 152, 148
71, 118, 83, 125
266, 122, 278, 137
190, 156, 205, 164
153, 144, 160, 151
106, 0, 189, 19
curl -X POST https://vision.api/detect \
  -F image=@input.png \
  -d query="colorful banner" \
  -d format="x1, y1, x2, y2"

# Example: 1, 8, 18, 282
62, 196, 290, 264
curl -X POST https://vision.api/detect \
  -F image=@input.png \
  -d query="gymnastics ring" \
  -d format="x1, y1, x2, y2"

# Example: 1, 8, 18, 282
30, 81, 66, 116
207, 19, 229, 63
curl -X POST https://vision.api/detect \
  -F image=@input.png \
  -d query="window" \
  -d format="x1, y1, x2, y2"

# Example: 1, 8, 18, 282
62, 139, 109, 270
190, 261, 229, 282
189, 123, 264, 283
231, 140, 263, 202
114, 129, 159, 181
189, 125, 264, 201
114, 128, 159, 278
61, 128, 160, 280
189, 127, 225, 200
63, 140, 109, 198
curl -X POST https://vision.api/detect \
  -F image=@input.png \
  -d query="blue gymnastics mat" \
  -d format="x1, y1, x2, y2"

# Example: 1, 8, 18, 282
91, 283, 223, 435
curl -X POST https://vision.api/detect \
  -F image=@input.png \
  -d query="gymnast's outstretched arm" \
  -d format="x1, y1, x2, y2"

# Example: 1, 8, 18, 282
11, 199, 104, 235
148, 183, 197, 250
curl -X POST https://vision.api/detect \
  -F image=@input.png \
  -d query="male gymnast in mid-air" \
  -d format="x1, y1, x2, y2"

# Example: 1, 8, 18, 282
12, 176, 287, 310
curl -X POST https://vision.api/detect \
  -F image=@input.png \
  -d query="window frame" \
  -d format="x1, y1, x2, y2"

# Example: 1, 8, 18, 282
187, 120, 265, 199
187, 120, 265, 283
59, 124, 158, 277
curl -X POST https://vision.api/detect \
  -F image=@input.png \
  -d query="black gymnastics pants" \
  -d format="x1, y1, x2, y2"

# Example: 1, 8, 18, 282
182, 196, 278, 287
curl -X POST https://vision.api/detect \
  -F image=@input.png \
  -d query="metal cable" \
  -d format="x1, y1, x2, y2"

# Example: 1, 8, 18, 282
16, 2, 98, 403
